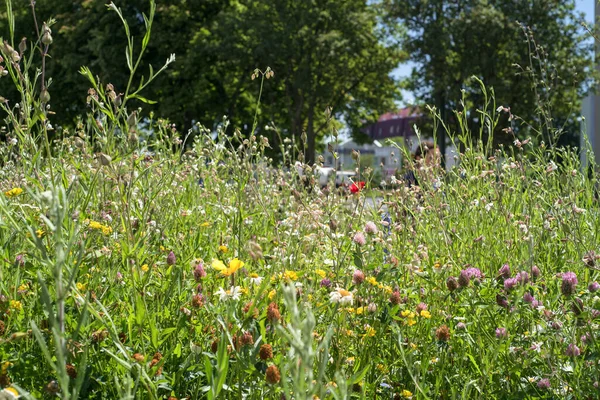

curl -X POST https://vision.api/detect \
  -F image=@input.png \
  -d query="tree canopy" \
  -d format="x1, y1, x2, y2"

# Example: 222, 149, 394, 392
385, 0, 594, 152
0, 0, 404, 163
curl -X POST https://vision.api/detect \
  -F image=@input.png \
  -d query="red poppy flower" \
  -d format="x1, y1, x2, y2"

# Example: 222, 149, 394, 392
350, 181, 365, 194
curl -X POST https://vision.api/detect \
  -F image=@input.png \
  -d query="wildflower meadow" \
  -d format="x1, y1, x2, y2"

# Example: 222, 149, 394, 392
1, 1, 600, 399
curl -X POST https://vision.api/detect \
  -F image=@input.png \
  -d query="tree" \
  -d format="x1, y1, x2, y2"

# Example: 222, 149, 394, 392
385, 0, 593, 152
0, 0, 404, 163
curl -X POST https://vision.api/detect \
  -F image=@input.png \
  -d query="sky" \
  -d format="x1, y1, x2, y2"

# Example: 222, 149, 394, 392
395, 0, 595, 106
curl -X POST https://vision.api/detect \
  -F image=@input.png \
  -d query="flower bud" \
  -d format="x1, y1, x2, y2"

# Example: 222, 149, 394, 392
40, 89, 51, 103
18, 37, 27, 54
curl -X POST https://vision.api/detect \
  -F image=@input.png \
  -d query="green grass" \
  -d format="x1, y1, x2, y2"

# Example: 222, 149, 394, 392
0, 1, 600, 398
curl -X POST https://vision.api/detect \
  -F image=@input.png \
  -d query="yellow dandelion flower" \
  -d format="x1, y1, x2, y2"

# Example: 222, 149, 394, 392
315, 269, 326, 278
268, 289, 276, 300
141, 264, 149, 272
4, 188, 23, 198
420, 310, 431, 319
284, 270, 298, 281
402, 389, 413, 398
9, 300, 22, 310
219, 245, 228, 253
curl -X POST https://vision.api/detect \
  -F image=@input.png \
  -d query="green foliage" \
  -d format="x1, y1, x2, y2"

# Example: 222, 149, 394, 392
386, 0, 594, 149
0, 0, 403, 163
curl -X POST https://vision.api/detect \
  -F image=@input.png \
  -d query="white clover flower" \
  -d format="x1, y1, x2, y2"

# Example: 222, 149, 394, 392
329, 288, 353, 305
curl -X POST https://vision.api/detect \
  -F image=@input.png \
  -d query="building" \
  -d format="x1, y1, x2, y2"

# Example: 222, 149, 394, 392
321, 138, 400, 177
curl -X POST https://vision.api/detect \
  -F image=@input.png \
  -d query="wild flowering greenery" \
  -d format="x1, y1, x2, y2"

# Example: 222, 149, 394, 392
1, 1, 600, 399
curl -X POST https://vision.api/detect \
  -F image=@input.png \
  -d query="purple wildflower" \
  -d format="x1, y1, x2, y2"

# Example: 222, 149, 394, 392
588, 281, 600, 293
495, 327, 508, 339
523, 292, 534, 304
515, 271, 529, 285
496, 294, 509, 308
504, 277, 518, 292
561, 272, 578, 296
193, 263, 207, 281
498, 264, 511, 279
320, 278, 332, 288
353, 231, 366, 246
364, 221, 378, 235
446, 276, 458, 292
537, 378, 551, 390
15, 254, 25, 267
352, 270, 365, 285
565, 343, 580, 357
167, 251, 176, 266
458, 270, 470, 288
531, 265, 540, 280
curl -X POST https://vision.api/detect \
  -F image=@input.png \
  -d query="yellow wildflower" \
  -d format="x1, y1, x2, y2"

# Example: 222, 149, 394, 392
88, 220, 112, 235
240, 288, 249, 295
213, 258, 243, 276
367, 277, 378, 286
315, 269, 326, 278
212, 259, 226, 272
268, 289, 276, 300
346, 357, 355, 365
345, 329, 354, 337
9, 300, 22, 310
401, 310, 411, 318
406, 318, 416, 327
4, 188, 23, 198
36, 229, 45, 238
17, 284, 28, 293
363, 325, 376, 337
345, 307, 355, 314
356, 307, 364, 315
383, 285, 392, 294
76, 282, 86, 291
141, 264, 149, 272
223, 258, 244, 276
3, 387, 18, 398
2, 362, 12, 375
219, 245, 228, 253
409, 343, 417, 350
402, 389, 412, 398
200, 221, 211, 227
284, 270, 298, 281
420, 310, 431, 319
